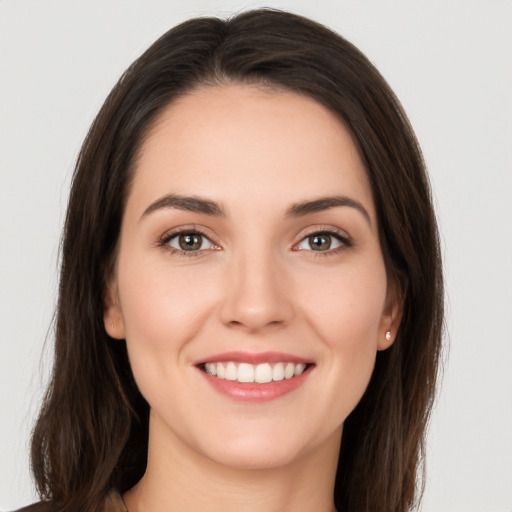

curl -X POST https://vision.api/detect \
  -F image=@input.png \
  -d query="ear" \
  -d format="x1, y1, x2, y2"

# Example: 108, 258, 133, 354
377, 280, 403, 351
103, 278, 126, 339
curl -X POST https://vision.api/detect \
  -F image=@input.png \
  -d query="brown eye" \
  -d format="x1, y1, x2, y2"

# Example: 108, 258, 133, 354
308, 234, 331, 251
167, 232, 213, 252
296, 232, 345, 252
179, 233, 202, 250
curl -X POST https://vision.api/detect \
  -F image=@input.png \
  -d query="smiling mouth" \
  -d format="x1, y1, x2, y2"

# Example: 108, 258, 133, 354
200, 361, 310, 384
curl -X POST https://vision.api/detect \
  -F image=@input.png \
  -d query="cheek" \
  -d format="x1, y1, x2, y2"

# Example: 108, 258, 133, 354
298, 260, 387, 410
116, 253, 218, 383
300, 261, 387, 348
119, 251, 215, 327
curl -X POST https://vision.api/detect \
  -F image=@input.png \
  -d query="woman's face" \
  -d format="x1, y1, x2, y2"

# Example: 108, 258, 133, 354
105, 84, 400, 470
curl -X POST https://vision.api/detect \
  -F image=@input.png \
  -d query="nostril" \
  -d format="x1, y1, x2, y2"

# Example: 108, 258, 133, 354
227, 318, 287, 333
228, 320, 245, 329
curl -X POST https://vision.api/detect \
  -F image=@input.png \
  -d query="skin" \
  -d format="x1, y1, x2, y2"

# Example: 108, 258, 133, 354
104, 84, 401, 512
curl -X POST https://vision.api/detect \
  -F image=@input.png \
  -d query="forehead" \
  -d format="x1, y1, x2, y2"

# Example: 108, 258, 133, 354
128, 83, 375, 220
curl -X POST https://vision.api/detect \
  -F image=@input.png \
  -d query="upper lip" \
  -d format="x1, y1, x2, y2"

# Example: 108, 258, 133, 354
193, 351, 312, 366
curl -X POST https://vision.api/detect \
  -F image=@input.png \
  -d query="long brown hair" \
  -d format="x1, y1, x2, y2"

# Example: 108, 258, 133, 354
31, 9, 443, 512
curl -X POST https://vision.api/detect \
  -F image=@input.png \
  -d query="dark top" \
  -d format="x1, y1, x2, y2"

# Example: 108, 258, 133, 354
11, 491, 127, 512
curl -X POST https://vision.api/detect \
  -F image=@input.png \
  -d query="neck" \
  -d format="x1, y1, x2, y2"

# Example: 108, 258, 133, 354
123, 411, 340, 512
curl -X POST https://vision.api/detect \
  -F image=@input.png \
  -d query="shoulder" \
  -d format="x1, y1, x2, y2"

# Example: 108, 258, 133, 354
9, 503, 56, 512
9, 490, 126, 512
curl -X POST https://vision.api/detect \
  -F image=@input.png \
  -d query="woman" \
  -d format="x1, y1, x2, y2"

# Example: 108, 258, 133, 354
21, 8, 443, 512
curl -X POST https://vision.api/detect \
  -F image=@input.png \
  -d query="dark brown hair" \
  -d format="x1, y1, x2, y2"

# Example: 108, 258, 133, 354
31, 9, 443, 512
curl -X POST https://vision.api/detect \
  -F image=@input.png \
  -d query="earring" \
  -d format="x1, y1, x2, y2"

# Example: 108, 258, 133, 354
385, 330, 391, 341
111, 322, 115, 329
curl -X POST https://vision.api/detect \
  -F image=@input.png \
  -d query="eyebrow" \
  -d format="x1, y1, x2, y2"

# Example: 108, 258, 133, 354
141, 193, 371, 226
141, 194, 227, 219
285, 195, 372, 226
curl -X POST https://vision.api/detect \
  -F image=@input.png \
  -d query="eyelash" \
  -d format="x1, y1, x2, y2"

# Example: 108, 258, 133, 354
158, 227, 353, 257
294, 228, 353, 257
158, 226, 219, 257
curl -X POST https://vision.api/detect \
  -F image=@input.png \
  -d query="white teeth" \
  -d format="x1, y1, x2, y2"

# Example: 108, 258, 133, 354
284, 362, 295, 379
205, 362, 217, 376
225, 362, 237, 380
203, 361, 308, 383
255, 363, 273, 383
294, 363, 306, 376
272, 362, 284, 381
237, 363, 255, 383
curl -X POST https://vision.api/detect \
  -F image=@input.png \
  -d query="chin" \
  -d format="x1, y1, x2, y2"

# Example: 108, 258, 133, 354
196, 421, 340, 471
205, 439, 305, 470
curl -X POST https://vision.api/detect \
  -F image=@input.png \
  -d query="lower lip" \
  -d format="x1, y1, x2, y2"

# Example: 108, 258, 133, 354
199, 367, 312, 402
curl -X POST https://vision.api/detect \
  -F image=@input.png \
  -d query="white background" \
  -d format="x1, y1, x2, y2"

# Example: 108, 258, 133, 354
1, 1, 511, 510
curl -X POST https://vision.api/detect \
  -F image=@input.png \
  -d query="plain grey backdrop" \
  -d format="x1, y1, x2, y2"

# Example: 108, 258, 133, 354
1, 0, 511, 510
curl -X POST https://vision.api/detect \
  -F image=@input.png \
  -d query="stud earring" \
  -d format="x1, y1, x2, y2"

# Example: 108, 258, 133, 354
385, 331, 391, 341
111, 322, 115, 329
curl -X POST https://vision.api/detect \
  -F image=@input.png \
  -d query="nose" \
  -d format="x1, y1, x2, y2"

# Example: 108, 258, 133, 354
219, 249, 294, 333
